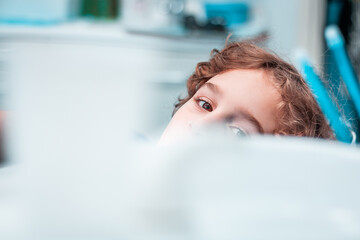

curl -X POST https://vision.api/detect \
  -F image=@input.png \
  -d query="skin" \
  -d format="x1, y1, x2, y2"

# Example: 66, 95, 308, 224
159, 69, 281, 145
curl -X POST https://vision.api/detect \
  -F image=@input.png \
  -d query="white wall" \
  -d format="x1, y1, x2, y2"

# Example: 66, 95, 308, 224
261, 0, 326, 67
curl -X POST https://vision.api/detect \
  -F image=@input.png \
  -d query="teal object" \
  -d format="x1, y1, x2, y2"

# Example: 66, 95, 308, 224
204, 2, 249, 27
325, 25, 360, 120
0, 0, 74, 25
297, 53, 354, 143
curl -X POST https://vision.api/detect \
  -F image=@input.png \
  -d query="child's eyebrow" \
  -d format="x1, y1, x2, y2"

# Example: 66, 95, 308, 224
202, 82, 222, 96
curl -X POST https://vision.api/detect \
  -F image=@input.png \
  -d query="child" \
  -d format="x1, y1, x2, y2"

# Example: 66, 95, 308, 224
159, 41, 334, 144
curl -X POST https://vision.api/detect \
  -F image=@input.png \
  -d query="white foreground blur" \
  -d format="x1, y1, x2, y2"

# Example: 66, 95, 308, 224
1, 135, 360, 240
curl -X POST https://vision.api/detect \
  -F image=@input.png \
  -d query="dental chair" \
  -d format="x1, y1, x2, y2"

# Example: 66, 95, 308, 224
295, 25, 359, 144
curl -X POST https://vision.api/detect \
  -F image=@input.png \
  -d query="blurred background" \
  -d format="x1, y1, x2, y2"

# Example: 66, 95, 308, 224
0, 0, 359, 165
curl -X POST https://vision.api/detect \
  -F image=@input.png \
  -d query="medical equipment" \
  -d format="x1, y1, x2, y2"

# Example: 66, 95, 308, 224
325, 25, 360, 120
296, 51, 355, 144
295, 25, 360, 144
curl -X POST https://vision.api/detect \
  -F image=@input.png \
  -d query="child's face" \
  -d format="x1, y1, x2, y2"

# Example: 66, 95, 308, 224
159, 69, 281, 144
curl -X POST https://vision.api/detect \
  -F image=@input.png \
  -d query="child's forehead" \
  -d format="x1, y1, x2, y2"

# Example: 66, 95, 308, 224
205, 69, 281, 98
208, 69, 273, 88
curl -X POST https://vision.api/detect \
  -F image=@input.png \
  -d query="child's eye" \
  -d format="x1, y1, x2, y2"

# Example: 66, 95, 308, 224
198, 99, 213, 112
228, 126, 247, 137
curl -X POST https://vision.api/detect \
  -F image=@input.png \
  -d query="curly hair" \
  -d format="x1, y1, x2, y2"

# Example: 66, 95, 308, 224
173, 41, 334, 139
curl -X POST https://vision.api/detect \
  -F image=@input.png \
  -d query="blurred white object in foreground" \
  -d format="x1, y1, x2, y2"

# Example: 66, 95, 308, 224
1, 135, 360, 240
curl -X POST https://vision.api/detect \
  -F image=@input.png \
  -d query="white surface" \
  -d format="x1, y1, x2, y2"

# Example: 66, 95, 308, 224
0, 135, 360, 239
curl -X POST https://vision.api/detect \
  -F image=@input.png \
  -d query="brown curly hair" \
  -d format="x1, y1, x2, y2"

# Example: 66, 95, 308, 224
173, 41, 334, 139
